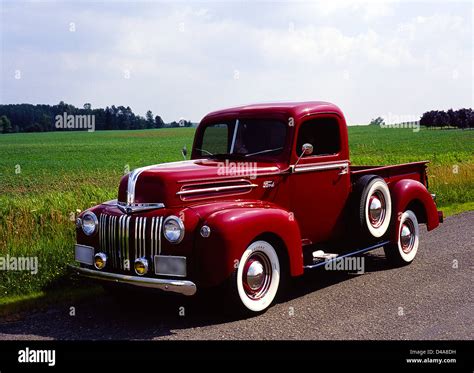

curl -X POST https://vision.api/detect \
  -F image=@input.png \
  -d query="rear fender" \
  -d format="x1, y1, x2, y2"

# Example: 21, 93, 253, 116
193, 207, 303, 288
389, 179, 440, 241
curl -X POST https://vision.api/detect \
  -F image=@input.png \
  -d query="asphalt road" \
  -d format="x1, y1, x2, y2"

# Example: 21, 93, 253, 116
0, 211, 472, 340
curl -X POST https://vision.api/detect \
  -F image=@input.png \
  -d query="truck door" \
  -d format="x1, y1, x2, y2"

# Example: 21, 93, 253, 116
289, 114, 351, 244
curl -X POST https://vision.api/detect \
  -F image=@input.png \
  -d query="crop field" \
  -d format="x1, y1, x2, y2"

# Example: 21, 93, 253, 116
0, 126, 473, 303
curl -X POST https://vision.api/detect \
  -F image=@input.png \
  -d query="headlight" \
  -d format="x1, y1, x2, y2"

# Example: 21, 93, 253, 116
163, 215, 185, 243
81, 212, 98, 236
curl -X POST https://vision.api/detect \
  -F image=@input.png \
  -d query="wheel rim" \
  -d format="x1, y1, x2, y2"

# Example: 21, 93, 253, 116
368, 191, 386, 228
400, 219, 416, 253
242, 252, 272, 300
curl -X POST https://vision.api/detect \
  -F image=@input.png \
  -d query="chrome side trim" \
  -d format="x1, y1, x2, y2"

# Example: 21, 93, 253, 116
69, 265, 197, 296
176, 183, 258, 196
177, 168, 280, 183
293, 161, 349, 174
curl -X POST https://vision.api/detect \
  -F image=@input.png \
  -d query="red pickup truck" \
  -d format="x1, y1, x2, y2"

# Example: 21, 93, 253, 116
72, 101, 443, 314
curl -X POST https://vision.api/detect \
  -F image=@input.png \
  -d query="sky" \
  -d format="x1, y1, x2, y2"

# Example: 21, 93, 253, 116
0, 0, 472, 124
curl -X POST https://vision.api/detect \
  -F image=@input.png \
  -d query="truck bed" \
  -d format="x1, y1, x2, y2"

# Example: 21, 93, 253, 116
350, 161, 429, 187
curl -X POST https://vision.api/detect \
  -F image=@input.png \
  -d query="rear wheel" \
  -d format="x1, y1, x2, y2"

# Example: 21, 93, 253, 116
229, 240, 281, 314
356, 176, 392, 239
384, 210, 420, 265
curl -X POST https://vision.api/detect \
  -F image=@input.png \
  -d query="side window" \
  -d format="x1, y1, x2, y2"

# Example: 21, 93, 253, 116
296, 117, 340, 157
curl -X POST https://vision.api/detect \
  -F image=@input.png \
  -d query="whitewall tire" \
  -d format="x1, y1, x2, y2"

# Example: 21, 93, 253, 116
384, 210, 420, 265
235, 240, 281, 313
360, 177, 392, 238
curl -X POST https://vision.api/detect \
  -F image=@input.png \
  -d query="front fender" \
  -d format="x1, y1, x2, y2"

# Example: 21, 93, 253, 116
193, 207, 303, 288
390, 179, 440, 240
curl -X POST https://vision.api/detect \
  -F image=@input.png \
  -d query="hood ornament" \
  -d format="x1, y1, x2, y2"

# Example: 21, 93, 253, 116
117, 202, 165, 214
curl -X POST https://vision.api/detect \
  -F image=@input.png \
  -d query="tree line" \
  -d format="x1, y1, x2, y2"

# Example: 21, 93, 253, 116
419, 108, 473, 129
0, 102, 194, 133
369, 108, 472, 129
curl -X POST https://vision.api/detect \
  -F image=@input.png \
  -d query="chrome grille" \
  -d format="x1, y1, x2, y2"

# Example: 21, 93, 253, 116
99, 213, 162, 272
134, 217, 147, 259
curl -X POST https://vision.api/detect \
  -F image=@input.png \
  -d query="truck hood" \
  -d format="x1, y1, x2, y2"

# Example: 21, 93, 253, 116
117, 159, 283, 209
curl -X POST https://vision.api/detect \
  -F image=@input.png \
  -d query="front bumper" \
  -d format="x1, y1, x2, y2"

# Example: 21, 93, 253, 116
69, 265, 197, 296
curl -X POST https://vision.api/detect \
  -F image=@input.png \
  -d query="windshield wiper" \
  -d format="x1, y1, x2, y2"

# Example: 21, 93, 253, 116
194, 148, 214, 156
244, 147, 284, 157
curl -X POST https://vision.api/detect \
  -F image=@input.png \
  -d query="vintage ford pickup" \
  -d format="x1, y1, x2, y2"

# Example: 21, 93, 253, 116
72, 102, 443, 313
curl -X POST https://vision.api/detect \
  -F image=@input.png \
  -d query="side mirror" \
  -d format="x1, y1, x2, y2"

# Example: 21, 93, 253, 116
301, 143, 313, 156
182, 145, 187, 160
291, 143, 314, 172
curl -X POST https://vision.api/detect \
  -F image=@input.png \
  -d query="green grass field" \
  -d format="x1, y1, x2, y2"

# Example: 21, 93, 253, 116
0, 126, 473, 304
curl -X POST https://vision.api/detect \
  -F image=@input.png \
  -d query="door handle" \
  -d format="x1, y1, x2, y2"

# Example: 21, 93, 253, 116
338, 165, 348, 175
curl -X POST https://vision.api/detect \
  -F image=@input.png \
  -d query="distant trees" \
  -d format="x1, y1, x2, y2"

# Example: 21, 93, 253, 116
155, 115, 165, 129
146, 110, 154, 128
369, 117, 385, 126
0, 115, 12, 133
0, 102, 191, 133
420, 108, 473, 129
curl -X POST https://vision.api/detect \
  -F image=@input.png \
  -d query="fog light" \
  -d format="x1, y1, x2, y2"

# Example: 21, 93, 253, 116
134, 257, 148, 276
94, 252, 107, 270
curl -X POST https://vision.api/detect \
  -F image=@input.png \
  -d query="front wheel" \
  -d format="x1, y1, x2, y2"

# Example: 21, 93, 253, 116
230, 240, 281, 314
384, 210, 420, 265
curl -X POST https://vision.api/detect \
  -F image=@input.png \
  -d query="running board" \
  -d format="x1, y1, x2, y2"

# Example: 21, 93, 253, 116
303, 240, 390, 270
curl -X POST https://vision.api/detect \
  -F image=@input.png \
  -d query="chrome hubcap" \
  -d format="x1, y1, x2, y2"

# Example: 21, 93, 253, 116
400, 220, 415, 253
369, 192, 386, 228
246, 260, 265, 290
243, 252, 272, 300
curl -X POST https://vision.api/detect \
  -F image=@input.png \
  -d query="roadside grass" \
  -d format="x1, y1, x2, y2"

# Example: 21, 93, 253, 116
0, 126, 472, 313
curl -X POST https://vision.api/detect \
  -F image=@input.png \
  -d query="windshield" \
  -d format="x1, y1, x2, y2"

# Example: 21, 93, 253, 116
195, 118, 287, 159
